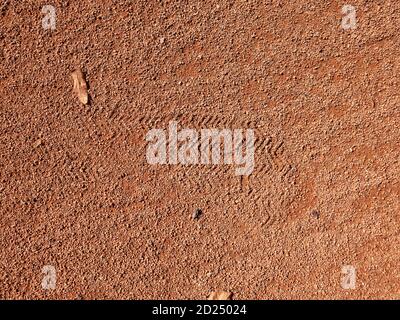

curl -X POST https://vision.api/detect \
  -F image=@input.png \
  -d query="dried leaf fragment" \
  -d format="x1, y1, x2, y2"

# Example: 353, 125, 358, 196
208, 290, 232, 300
71, 69, 88, 104
33, 139, 42, 148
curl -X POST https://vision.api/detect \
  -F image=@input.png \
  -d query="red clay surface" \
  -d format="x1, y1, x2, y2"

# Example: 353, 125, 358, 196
1, 0, 399, 299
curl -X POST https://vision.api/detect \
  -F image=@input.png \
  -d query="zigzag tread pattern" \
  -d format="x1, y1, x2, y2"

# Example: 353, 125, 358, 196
136, 111, 294, 182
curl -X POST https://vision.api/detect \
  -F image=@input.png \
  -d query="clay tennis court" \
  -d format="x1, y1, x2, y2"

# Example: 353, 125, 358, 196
1, 0, 399, 299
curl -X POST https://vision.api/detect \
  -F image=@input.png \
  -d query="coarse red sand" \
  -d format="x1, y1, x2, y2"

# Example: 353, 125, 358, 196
0, 0, 399, 299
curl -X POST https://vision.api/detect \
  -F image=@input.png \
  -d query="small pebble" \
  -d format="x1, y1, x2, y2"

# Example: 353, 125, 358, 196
310, 209, 320, 219
192, 208, 202, 220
